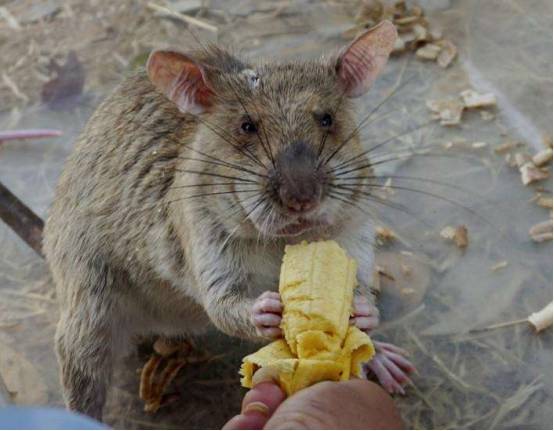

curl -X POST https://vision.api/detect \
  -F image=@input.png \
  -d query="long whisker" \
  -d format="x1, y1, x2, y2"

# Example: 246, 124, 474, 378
335, 182, 493, 226
321, 71, 416, 167
328, 184, 428, 225
173, 169, 259, 184
334, 174, 481, 199
330, 120, 434, 172
175, 156, 266, 179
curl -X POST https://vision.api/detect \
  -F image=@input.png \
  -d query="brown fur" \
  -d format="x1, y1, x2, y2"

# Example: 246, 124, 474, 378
44, 28, 395, 419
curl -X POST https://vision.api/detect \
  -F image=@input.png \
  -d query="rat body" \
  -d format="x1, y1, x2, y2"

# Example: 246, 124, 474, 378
44, 21, 412, 420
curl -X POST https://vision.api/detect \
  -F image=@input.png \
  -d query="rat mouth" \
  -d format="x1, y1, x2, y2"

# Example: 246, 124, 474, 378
275, 217, 328, 237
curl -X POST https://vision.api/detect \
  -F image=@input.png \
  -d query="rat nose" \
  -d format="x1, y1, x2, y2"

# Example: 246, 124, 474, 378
275, 141, 322, 214
279, 182, 320, 213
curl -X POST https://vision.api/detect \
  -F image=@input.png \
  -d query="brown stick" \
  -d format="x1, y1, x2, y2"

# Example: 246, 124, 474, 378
0, 182, 44, 257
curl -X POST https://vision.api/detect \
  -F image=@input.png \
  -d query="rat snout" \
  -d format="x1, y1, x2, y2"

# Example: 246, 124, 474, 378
274, 141, 323, 214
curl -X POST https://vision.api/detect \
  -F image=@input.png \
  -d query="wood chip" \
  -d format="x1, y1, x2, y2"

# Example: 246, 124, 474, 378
416, 43, 441, 60
426, 98, 464, 126
480, 110, 495, 121
520, 163, 549, 185
536, 196, 553, 209
532, 149, 553, 167
494, 141, 520, 154
514, 152, 532, 167
440, 225, 456, 240
471, 141, 488, 149
376, 226, 396, 244
528, 302, 553, 332
460, 89, 497, 109
490, 261, 508, 271
453, 225, 468, 248
440, 225, 468, 248
436, 39, 457, 68
543, 135, 553, 149
529, 220, 553, 242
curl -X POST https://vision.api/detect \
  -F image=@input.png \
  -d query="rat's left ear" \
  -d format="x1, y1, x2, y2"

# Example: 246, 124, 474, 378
335, 21, 397, 98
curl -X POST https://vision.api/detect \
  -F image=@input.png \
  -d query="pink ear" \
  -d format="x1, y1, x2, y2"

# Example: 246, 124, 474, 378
147, 50, 214, 114
336, 21, 397, 98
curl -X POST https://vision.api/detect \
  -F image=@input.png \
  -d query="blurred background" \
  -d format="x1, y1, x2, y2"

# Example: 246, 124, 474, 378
0, 0, 552, 428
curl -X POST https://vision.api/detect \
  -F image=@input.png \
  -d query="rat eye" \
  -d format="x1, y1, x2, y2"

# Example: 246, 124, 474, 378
319, 113, 333, 128
241, 121, 258, 134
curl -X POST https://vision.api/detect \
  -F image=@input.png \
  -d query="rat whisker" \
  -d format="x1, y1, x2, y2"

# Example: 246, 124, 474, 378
167, 189, 261, 205
168, 182, 252, 190
176, 142, 267, 177
329, 120, 435, 173
330, 148, 483, 174
194, 114, 265, 169
333, 174, 481, 199
328, 184, 424, 223
321, 72, 416, 167
174, 156, 266, 179
334, 182, 494, 227
173, 169, 259, 184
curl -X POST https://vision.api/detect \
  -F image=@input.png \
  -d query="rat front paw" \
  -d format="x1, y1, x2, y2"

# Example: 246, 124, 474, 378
251, 291, 283, 338
349, 295, 380, 332
365, 341, 416, 395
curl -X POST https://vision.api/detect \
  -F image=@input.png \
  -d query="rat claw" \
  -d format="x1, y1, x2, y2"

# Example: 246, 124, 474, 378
366, 340, 415, 395
374, 340, 409, 357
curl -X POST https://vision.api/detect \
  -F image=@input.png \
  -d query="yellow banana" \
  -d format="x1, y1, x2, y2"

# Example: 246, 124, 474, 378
240, 240, 375, 396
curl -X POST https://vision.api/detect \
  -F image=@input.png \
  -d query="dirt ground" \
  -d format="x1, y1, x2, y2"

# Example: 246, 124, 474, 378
0, 0, 552, 429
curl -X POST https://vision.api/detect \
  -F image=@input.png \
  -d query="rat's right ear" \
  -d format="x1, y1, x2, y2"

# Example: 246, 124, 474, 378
147, 50, 214, 114
335, 21, 397, 98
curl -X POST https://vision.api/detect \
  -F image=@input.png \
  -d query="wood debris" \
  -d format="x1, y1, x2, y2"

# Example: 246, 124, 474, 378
344, 0, 457, 68
536, 196, 553, 209
416, 43, 441, 60
436, 39, 457, 68
460, 89, 497, 109
528, 302, 553, 332
472, 302, 553, 333
426, 98, 464, 126
520, 163, 549, 186
440, 225, 468, 248
147, 2, 218, 35
376, 226, 396, 245
428, 88, 497, 126
529, 220, 552, 242
543, 135, 553, 149
480, 110, 495, 121
471, 141, 488, 149
490, 261, 508, 272
494, 140, 521, 155
453, 225, 468, 248
532, 149, 552, 167
440, 225, 456, 240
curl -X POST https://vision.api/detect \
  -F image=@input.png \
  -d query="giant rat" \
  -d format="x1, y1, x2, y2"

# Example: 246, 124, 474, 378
43, 21, 414, 420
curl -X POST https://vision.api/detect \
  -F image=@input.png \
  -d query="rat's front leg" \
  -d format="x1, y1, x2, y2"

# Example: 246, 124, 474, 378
251, 291, 283, 338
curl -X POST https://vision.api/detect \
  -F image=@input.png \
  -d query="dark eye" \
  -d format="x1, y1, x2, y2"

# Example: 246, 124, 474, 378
320, 113, 333, 128
241, 121, 258, 134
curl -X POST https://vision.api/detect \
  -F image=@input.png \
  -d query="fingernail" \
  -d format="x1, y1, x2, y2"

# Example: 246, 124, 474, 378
242, 401, 270, 416
252, 366, 280, 386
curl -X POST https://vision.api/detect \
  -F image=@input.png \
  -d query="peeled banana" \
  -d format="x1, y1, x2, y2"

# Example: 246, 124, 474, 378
240, 240, 375, 396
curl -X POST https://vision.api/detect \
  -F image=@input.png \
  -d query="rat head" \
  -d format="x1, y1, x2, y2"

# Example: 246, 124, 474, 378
147, 21, 397, 240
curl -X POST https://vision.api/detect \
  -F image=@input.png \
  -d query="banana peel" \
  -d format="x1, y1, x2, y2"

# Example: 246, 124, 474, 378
240, 240, 375, 396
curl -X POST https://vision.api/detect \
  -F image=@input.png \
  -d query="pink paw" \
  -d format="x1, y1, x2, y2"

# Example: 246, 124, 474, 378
365, 341, 416, 395
350, 295, 380, 332
251, 291, 283, 338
